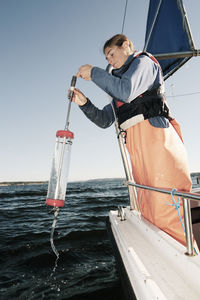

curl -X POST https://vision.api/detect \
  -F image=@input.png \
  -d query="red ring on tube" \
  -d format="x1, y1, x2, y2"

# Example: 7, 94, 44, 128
56, 130, 74, 139
46, 198, 65, 207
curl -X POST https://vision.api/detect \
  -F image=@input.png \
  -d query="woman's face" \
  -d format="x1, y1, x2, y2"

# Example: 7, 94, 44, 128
105, 41, 132, 69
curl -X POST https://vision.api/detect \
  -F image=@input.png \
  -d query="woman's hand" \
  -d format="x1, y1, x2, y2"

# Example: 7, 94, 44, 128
70, 88, 87, 106
76, 64, 93, 80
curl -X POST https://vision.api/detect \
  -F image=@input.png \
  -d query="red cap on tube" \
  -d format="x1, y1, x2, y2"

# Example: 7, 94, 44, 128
46, 198, 65, 207
56, 130, 74, 139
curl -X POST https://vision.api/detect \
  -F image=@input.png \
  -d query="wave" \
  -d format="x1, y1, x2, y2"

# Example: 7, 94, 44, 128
0, 178, 128, 299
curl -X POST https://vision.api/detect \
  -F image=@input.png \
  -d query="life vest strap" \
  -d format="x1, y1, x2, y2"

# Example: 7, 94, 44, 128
115, 52, 170, 130
117, 87, 172, 130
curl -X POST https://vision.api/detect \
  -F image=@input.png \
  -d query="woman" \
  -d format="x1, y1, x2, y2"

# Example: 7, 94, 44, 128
72, 34, 192, 246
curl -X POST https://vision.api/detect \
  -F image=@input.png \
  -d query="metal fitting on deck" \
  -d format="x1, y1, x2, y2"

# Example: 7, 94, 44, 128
118, 206, 126, 221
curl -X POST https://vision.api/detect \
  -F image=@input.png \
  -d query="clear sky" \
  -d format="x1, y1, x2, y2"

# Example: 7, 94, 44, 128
1, 0, 200, 182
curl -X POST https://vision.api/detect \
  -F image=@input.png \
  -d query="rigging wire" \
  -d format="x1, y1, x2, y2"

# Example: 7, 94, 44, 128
121, 0, 128, 34
167, 91, 200, 98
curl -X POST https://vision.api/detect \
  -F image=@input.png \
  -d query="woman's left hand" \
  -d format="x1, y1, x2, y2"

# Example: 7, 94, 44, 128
76, 64, 93, 80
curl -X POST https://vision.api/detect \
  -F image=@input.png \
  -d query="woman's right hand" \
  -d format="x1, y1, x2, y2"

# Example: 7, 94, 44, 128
70, 88, 87, 106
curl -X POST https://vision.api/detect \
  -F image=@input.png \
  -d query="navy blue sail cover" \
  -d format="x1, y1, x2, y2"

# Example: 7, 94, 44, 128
144, 0, 194, 78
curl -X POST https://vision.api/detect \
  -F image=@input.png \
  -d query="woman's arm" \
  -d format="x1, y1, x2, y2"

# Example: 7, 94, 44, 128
72, 88, 115, 128
76, 63, 131, 101
91, 55, 162, 102
76, 55, 162, 103
80, 99, 115, 128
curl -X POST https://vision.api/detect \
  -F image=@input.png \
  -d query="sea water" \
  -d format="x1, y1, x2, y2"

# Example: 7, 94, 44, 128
0, 178, 128, 299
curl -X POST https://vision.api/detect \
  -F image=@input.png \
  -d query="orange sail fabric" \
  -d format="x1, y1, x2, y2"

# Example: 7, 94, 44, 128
126, 119, 192, 245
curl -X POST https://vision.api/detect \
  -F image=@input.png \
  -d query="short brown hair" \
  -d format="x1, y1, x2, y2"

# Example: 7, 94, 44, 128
103, 34, 134, 53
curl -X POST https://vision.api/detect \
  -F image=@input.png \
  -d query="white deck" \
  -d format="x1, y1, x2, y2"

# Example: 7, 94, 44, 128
109, 207, 200, 300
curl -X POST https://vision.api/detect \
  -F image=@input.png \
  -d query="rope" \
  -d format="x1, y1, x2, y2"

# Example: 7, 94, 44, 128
50, 207, 60, 258
121, 0, 128, 34
169, 189, 198, 255
169, 188, 185, 232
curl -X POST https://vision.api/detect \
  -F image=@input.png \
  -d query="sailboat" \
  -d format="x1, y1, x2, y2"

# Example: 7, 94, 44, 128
107, 0, 200, 299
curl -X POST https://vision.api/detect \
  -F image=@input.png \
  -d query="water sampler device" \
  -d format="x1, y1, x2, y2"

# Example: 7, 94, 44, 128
45, 75, 76, 258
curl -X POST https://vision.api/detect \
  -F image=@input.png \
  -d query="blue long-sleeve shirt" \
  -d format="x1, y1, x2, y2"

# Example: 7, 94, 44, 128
80, 52, 169, 129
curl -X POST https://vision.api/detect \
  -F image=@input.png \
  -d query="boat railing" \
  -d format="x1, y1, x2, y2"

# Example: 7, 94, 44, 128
127, 181, 200, 256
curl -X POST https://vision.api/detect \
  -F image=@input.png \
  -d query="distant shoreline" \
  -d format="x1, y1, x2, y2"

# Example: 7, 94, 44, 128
0, 181, 48, 187
0, 173, 199, 187
0, 178, 125, 187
